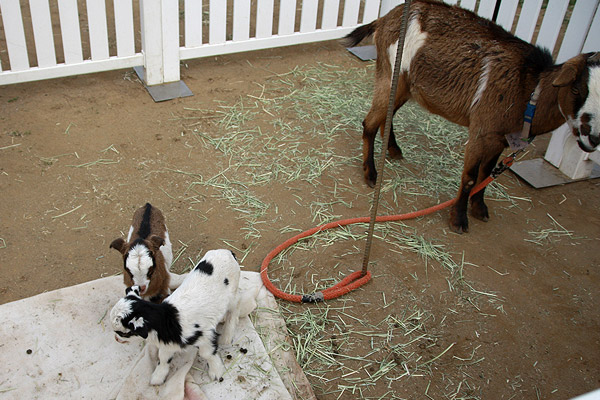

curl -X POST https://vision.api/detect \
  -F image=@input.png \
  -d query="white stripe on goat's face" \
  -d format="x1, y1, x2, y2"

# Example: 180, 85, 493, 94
576, 66, 600, 152
388, 16, 427, 77
126, 244, 153, 294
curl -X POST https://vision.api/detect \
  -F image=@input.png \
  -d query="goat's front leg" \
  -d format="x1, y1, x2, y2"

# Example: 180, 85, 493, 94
197, 331, 225, 381
150, 346, 177, 385
470, 144, 504, 222
450, 141, 482, 233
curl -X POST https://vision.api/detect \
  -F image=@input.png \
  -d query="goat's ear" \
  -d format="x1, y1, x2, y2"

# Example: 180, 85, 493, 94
135, 325, 149, 339
553, 56, 585, 87
110, 238, 127, 254
149, 235, 165, 249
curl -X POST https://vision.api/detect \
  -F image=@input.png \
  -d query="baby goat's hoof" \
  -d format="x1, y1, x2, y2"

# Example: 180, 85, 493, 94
150, 374, 167, 386
208, 362, 225, 382
449, 212, 468, 234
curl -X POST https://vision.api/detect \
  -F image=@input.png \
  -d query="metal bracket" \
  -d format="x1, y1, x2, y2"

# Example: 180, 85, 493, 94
133, 66, 193, 102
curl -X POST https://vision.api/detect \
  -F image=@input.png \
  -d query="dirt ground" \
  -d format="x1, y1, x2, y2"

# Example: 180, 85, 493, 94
1, 41, 599, 399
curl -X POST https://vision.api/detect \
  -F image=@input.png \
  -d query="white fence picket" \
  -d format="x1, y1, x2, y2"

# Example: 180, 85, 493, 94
300, 0, 318, 33
256, 0, 274, 38
495, 0, 518, 31
322, 0, 340, 29
29, 0, 57, 68
460, 0, 476, 12
477, 0, 496, 20
514, 0, 543, 42
0, 0, 598, 88
557, 0, 600, 62
582, 6, 600, 53
185, 0, 203, 48
114, 0, 135, 57
278, 0, 296, 36
86, 0, 110, 60
58, 0, 84, 64
209, 0, 227, 44
535, 0, 569, 54
363, 0, 381, 23
233, 0, 251, 41
0, 0, 29, 71
342, 0, 361, 27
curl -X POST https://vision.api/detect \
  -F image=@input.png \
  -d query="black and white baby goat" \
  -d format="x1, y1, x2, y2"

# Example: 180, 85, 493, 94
110, 249, 241, 385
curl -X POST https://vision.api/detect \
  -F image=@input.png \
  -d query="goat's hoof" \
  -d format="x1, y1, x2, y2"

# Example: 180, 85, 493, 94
209, 364, 225, 382
388, 147, 404, 160
150, 374, 167, 386
449, 219, 468, 234
470, 204, 489, 222
364, 174, 377, 188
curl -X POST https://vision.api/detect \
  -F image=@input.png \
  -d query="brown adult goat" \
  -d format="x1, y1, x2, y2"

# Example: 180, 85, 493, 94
345, 0, 600, 233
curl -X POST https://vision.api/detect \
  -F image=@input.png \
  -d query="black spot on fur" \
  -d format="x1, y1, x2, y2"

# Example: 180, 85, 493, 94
240, 347, 248, 354
211, 329, 219, 355
194, 324, 200, 328
167, 357, 173, 364
195, 260, 214, 275
120, 298, 184, 346
137, 203, 153, 239
226, 354, 232, 360
224, 278, 229, 286
184, 330, 203, 346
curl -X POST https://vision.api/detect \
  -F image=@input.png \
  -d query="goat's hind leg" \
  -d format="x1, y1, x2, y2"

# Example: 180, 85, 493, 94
150, 346, 177, 385
362, 78, 409, 187
449, 141, 482, 233
219, 306, 240, 346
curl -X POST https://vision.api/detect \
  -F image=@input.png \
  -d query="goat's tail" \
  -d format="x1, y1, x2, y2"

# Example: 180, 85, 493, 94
343, 21, 377, 47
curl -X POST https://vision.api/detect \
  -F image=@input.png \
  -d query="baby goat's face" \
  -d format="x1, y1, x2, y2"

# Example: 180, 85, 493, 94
124, 244, 156, 295
110, 286, 149, 343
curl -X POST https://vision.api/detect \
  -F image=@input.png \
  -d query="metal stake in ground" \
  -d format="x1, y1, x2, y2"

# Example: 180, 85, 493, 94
361, 0, 412, 276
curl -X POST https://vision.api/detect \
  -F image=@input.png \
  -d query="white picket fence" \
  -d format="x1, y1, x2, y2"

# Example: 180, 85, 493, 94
1, 0, 598, 86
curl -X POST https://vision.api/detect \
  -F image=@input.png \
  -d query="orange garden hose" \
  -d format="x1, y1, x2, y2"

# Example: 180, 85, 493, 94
259, 155, 516, 303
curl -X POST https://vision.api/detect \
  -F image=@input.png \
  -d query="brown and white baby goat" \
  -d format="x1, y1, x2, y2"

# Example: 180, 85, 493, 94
345, 0, 600, 233
110, 203, 174, 303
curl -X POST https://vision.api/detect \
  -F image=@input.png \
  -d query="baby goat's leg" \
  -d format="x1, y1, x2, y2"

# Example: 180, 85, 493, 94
219, 306, 240, 346
150, 346, 178, 385
197, 332, 225, 381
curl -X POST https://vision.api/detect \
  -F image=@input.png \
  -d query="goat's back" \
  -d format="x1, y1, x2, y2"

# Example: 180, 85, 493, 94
374, 0, 554, 129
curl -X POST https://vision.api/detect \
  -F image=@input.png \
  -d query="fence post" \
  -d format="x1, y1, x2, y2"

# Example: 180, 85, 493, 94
139, 0, 180, 86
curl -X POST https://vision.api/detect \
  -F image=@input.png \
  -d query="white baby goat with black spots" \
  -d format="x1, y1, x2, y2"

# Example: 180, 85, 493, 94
110, 249, 241, 385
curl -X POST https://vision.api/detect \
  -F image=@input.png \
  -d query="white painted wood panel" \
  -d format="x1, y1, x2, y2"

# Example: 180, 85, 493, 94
0, 0, 30, 71
495, 0, 518, 31
233, 0, 251, 41
162, 0, 180, 82
256, 0, 274, 38
87, 0, 110, 60
29, 0, 57, 68
582, 5, 600, 53
477, 0, 496, 20
322, 0, 340, 29
300, 0, 318, 33
460, 0, 476, 12
363, 0, 381, 23
557, 0, 599, 62
58, 0, 84, 64
278, 0, 296, 36
185, 0, 203, 47
114, 0, 135, 57
209, 0, 227, 44
514, 0, 543, 42
535, 0, 569, 54
342, 0, 360, 27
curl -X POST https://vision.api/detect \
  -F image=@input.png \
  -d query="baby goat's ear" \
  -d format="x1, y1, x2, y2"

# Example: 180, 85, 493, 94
128, 317, 148, 339
149, 235, 165, 249
110, 238, 127, 254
